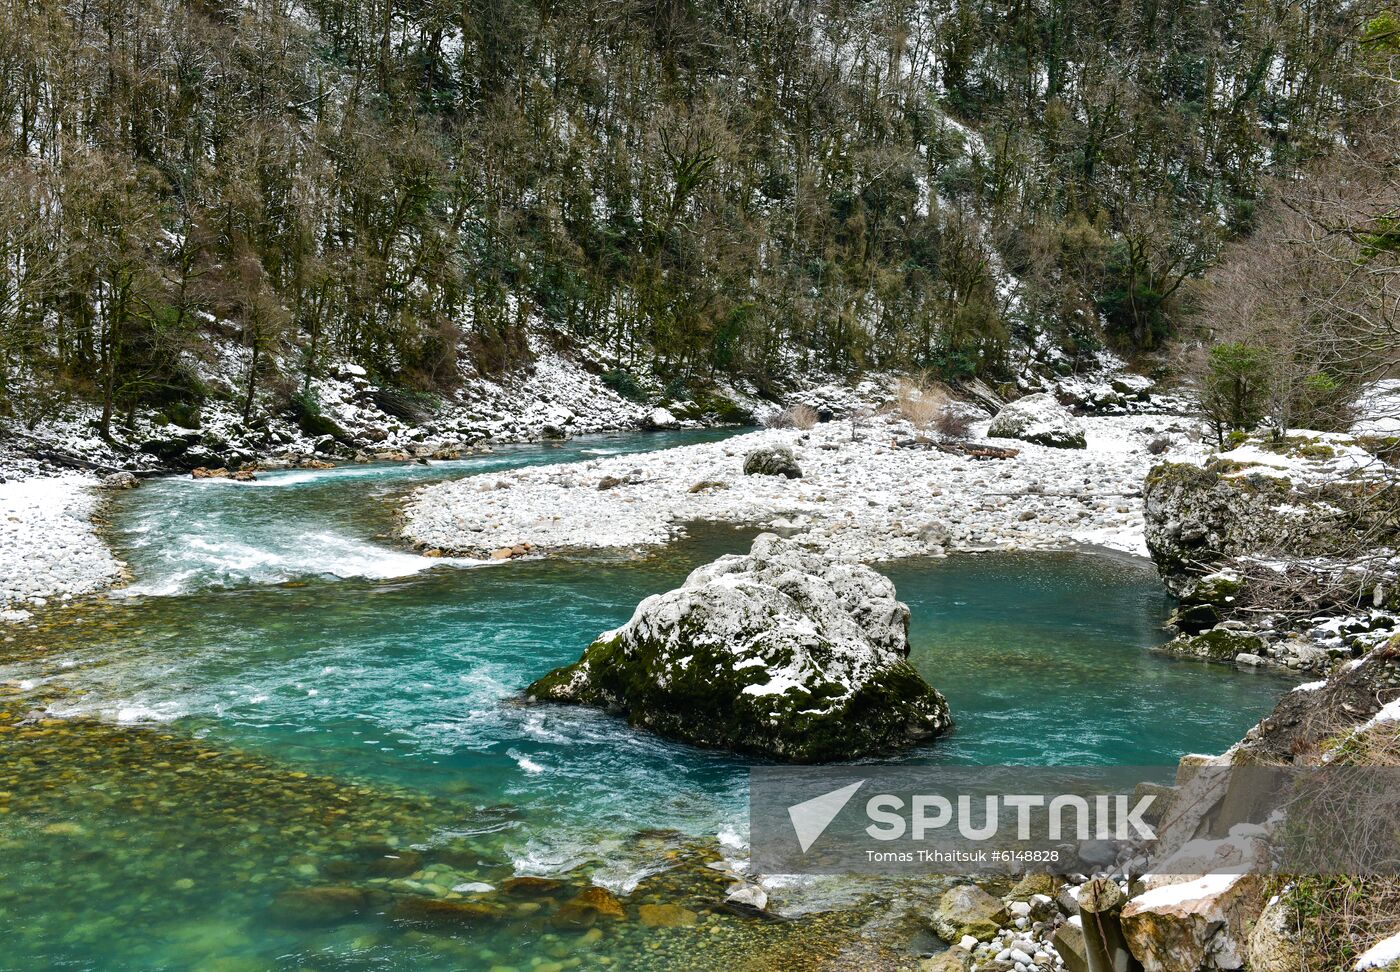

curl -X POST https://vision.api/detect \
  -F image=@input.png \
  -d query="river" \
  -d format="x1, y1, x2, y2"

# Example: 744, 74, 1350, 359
0, 429, 1290, 970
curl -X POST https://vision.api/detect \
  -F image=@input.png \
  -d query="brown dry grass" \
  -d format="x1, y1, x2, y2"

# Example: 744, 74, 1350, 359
894, 377, 947, 429
1284, 874, 1400, 970
766, 404, 819, 430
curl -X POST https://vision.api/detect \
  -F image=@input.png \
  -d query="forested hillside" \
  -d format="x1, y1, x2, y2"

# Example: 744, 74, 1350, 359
0, 0, 1389, 437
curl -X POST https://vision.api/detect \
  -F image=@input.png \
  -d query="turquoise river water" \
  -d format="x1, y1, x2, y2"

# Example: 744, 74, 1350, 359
0, 429, 1292, 971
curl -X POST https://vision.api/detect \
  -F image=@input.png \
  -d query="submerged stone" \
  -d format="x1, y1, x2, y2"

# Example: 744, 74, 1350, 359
389, 895, 508, 927
500, 876, 565, 897
552, 886, 627, 927
272, 885, 369, 926
526, 534, 951, 762
637, 902, 698, 927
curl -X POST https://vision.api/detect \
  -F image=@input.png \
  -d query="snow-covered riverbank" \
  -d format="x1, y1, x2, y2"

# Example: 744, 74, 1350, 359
402, 410, 1205, 562
0, 477, 124, 620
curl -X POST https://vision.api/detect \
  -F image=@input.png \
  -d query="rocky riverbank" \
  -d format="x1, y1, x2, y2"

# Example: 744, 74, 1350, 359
401, 405, 1203, 563
1143, 429, 1399, 675
0, 476, 125, 619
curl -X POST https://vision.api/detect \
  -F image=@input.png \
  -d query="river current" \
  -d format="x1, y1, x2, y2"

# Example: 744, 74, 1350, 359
0, 429, 1289, 970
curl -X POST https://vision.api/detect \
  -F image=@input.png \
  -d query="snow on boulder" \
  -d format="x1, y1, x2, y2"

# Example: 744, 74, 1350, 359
988, 393, 1086, 449
1120, 873, 1266, 972
642, 407, 678, 430
525, 533, 951, 761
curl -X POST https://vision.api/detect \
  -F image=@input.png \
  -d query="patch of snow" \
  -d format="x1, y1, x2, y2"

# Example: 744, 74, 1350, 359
1128, 873, 1244, 910
1353, 380, 1400, 436
1356, 930, 1400, 970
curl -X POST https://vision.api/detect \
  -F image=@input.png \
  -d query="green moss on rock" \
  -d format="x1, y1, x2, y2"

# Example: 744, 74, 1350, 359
526, 534, 951, 762
1164, 629, 1267, 664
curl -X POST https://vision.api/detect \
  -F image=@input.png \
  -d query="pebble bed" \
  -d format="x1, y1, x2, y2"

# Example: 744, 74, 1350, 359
0, 477, 124, 617
402, 411, 1206, 563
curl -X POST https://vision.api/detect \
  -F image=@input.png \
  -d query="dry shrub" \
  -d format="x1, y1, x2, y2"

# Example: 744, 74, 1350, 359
895, 377, 949, 429
936, 407, 973, 441
896, 377, 973, 439
1325, 718, 1400, 767
766, 404, 818, 429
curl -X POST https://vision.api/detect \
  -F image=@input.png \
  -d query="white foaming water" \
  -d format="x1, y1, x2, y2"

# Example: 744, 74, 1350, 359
509, 750, 547, 775
113, 461, 495, 595
123, 530, 480, 595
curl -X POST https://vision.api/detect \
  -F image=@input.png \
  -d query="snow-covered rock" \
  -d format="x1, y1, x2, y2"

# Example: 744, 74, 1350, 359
988, 393, 1086, 449
642, 407, 678, 430
1120, 873, 1266, 972
524, 533, 951, 761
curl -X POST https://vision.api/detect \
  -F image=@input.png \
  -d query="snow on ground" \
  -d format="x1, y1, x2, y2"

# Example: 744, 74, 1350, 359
1211, 433, 1389, 483
402, 409, 1203, 562
0, 477, 124, 618
1356, 930, 1400, 970
1353, 379, 1400, 436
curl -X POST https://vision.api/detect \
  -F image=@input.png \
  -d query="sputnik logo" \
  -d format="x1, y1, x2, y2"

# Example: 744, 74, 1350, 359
788, 780, 864, 852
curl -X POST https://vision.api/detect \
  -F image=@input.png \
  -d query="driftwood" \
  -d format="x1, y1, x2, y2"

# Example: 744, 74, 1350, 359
942, 442, 1020, 460
890, 437, 1018, 459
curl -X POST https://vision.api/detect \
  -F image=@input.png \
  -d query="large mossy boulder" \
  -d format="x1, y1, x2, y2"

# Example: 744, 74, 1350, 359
526, 533, 951, 762
987, 393, 1086, 449
743, 445, 802, 479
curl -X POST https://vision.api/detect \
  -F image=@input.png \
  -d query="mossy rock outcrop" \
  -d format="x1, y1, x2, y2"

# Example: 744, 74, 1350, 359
526, 534, 951, 762
1143, 458, 1392, 601
1167, 569, 1244, 633
1162, 629, 1267, 664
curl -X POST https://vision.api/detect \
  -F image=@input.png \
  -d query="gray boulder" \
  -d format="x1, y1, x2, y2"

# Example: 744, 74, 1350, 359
642, 407, 678, 430
526, 533, 951, 761
101, 471, 139, 490
931, 883, 1008, 943
743, 446, 802, 479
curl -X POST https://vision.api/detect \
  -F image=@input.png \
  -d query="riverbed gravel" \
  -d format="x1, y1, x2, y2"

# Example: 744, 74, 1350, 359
402, 410, 1207, 562
0, 476, 124, 618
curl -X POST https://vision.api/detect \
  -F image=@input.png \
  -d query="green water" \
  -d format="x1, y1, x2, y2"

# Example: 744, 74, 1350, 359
0, 431, 1292, 971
